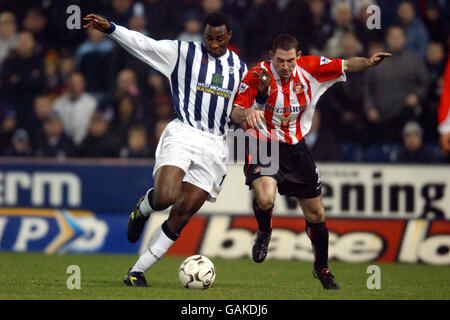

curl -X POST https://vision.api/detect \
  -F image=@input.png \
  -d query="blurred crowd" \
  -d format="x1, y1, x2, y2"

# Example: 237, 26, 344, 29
0, 0, 449, 163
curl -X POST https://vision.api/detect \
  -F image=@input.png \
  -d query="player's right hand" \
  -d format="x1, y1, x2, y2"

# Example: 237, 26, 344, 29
83, 14, 111, 33
439, 133, 450, 155
251, 67, 272, 97
246, 109, 264, 129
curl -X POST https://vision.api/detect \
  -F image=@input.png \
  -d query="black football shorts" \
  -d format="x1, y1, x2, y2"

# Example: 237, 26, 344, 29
243, 136, 321, 199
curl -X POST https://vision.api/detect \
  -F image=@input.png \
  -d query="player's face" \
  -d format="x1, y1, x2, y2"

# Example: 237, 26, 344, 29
270, 48, 300, 80
203, 24, 232, 58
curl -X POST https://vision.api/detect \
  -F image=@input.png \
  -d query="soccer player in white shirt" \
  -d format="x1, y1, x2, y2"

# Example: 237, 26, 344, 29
83, 12, 248, 287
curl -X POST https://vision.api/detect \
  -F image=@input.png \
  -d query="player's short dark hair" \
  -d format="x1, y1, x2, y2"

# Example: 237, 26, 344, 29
272, 34, 298, 53
203, 12, 231, 32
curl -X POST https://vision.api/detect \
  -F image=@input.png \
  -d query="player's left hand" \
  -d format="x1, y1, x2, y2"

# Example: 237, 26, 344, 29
246, 109, 265, 129
252, 67, 272, 98
83, 14, 111, 33
369, 52, 392, 67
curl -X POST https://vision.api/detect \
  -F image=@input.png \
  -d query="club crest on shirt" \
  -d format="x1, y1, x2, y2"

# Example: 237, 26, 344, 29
279, 113, 294, 125
293, 82, 304, 94
212, 73, 224, 87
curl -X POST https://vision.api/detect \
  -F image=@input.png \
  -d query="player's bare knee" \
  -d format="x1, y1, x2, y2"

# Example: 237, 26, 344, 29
256, 194, 275, 211
153, 187, 179, 209
304, 207, 325, 224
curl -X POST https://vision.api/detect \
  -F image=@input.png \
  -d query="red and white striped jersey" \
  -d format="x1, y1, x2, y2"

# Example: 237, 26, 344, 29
233, 55, 346, 144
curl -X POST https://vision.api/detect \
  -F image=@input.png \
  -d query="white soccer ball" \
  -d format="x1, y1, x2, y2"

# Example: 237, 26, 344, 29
179, 255, 216, 290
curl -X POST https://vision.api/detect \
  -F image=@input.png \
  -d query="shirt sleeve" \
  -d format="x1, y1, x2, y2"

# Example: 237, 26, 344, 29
298, 55, 345, 83
107, 23, 178, 78
233, 67, 261, 109
438, 53, 450, 134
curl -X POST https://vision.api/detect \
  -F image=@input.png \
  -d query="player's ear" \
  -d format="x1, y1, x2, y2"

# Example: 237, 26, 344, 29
297, 50, 302, 58
227, 29, 232, 41
269, 50, 274, 59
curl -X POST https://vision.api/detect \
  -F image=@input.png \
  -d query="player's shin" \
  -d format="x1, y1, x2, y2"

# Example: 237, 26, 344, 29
305, 220, 329, 271
131, 220, 179, 273
253, 198, 273, 232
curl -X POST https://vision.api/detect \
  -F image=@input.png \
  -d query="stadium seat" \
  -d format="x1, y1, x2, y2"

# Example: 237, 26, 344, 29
364, 143, 401, 163
424, 143, 447, 163
338, 143, 364, 162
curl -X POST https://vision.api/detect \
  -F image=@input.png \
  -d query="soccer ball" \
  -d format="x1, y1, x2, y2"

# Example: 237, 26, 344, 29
179, 255, 216, 289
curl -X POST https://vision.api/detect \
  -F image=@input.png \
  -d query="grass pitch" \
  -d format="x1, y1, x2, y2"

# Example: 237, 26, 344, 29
0, 252, 448, 300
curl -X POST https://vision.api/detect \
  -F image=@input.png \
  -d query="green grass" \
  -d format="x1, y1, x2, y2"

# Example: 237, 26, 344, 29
0, 252, 448, 300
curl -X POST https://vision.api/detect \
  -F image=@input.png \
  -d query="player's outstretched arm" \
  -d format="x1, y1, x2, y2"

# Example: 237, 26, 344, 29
344, 52, 391, 72
83, 14, 177, 78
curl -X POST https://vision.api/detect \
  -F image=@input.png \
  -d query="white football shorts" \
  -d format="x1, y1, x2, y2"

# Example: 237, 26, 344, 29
153, 119, 228, 202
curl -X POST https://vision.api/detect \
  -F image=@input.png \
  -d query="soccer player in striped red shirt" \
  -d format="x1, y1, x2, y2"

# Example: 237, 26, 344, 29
233, 34, 390, 290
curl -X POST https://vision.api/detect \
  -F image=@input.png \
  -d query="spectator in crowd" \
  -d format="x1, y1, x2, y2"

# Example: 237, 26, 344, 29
1, 31, 45, 132
58, 55, 76, 89
329, 0, 375, 18
396, 0, 429, 58
128, 2, 148, 35
34, 112, 77, 158
120, 11, 153, 89
353, 1, 383, 48
363, 25, 428, 144
78, 111, 121, 158
397, 121, 432, 163
0, 108, 17, 154
0, 1, 448, 164
304, 110, 339, 162
4, 128, 32, 157
308, 0, 332, 55
0, 11, 17, 67
324, 1, 355, 57
119, 125, 152, 159
99, 68, 141, 124
318, 32, 368, 145
53, 72, 97, 146
144, 0, 182, 40
110, 95, 142, 148
22, 7, 49, 54
250, 0, 313, 58
30, 94, 53, 148
423, 2, 449, 43
75, 28, 115, 94
421, 41, 447, 142
109, 0, 134, 27
177, 9, 203, 43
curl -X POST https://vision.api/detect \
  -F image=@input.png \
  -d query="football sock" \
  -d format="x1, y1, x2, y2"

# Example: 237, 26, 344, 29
306, 220, 329, 271
139, 188, 155, 217
253, 198, 273, 232
131, 221, 179, 273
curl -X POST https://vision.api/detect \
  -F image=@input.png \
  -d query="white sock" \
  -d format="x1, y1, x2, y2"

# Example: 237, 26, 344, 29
131, 223, 175, 273
139, 188, 154, 217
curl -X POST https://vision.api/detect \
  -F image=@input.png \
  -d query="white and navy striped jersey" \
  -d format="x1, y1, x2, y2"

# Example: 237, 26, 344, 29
107, 23, 247, 136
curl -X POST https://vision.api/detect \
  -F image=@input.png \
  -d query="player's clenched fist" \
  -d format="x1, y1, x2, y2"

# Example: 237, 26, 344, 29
246, 109, 264, 129
83, 14, 111, 33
